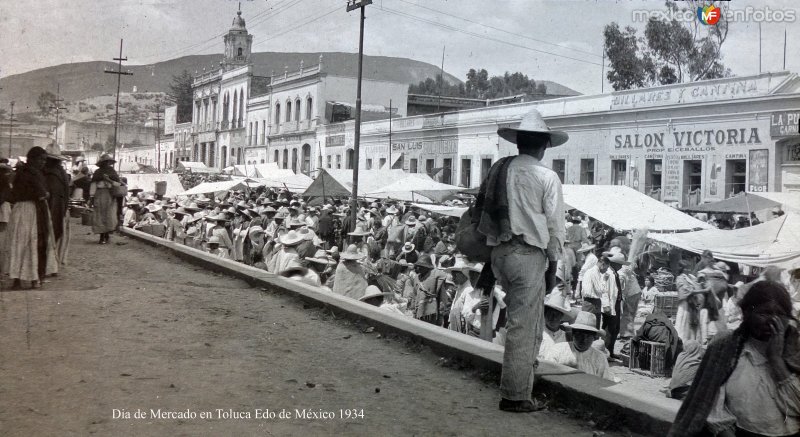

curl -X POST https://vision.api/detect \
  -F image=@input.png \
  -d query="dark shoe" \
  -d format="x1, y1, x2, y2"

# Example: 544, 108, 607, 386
499, 398, 546, 413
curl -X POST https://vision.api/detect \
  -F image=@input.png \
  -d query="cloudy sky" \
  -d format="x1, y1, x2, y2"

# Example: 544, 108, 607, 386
1, 0, 799, 94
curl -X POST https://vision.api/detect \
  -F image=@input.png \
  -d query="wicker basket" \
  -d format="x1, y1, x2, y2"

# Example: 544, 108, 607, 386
629, 340, 671, 377
654, 294, 679, 318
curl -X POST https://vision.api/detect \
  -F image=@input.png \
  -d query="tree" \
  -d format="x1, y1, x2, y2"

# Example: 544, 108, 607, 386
604, 1, 730, 91
90, 143, 104, 152
169, 70, 194, 124
410, 68, 547, 100
37, 91, 57, 116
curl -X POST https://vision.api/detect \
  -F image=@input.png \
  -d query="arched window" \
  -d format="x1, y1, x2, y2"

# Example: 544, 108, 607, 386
238, 89, 244, 127
282, 149, 289, 169
274, 149, 279, 163
291, 148, 298, 173
294, 99, 300, 122
274, 103, 281, 125
286, 100, 292, 122
306, 97, 313, 120
237, 47, 243, 57
301, 144, 311, 174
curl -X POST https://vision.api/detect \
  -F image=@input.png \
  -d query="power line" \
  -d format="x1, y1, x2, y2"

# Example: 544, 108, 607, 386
378, 6, 603, 67
392, 0, 603, 59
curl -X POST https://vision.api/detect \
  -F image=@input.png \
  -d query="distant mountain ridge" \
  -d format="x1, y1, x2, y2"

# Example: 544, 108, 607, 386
0, 52, 464, 115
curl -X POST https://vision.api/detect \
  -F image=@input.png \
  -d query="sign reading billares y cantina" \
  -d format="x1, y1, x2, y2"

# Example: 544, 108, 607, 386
770, 111, 800, 138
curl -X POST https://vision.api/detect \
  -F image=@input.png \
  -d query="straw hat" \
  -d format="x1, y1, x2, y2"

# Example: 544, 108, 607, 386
146, 203, 162, 213
497, 109, 569, 147
401, 242, 416, 254
348, 226, 372, 237
340, 244, 366, 261
445, 256, 474, 274
208, 213, 229, 222
576, 242, 596, 254
385, 206, 399, 215
603, 246, 629, 265
359, 285, 389, 302
128, 185, 144, 193
287, 218, 305, 228
126, 199, 141, 207
563, 311, 598, 333
208, 236, 221, 245
195, 195, 212, 203
248, 226, 265, 238
274, 211, 288, 220
184, 202, 201, 212
405, 216, 418, 226
297, 227, 316, 241
544, 292, 571, 316
307, 250, 336, 266
279, 230, 305, 246
96, 153, 116, 165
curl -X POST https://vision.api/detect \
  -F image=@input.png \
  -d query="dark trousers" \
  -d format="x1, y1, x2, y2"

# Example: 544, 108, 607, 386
602, 298, 622, 356
581, 298, 602, 329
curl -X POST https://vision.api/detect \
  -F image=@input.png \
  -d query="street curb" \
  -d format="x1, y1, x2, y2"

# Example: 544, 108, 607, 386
120, 227, 677, 436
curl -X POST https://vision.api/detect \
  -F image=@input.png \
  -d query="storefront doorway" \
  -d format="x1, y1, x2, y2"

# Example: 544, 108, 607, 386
683, 160, 703, 207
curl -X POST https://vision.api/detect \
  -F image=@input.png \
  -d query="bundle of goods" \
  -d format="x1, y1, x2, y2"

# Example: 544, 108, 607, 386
653, 268, 675, 292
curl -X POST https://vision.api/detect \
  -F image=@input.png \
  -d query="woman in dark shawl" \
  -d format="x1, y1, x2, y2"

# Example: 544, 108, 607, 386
44, 154, 70, 263
8, 146, 59, 288
90, 153, 122, 244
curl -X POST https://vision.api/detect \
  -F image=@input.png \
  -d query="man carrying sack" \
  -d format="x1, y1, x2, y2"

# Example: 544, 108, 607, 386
478, 109, 567, 413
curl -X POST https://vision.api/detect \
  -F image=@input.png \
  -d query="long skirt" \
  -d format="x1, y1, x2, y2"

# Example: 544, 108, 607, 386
8, 201, 58, 282
57, 215, 70, 265
0, 202, 11, 275
92, 188, 118, 234
620, 292, 641, 337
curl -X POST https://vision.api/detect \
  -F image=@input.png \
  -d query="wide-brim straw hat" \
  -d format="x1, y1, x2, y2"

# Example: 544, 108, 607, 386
208, 213, 229, 222
544, 292, 571, 316
287, 218, 305, 228
96, 153, 116, 165
563, 311, 598, 333
208, 236, 221, 245
602, 246, 629, 265
279, 230, 304, 246
359, 285, 390, 302
195, 195, 212, 203
340, 244, 366, 261
348, 227, 371, 237
146, 204, 162, 213
445, 256, 474, 273
248, 226, 265, 238
497, 109, 569, 147
401, 242, 416, 254
576, 242, 596, 253
405, 216, 418, 226
297, 228, 316, 241
385, 206, 399, 215
307, 249, 337, 266
128, 185, 144, 193
184, 202, 201, 212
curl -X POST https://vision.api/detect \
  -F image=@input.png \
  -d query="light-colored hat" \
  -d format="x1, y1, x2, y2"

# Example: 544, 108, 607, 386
405, 216, 418, 226
184, 202, 201, 212
348, 226, 371, 237
544, 292, 571, 316
128, 185, 143, 193
340, 244, 366, 261
445, 256, 474, 273
603, 247, 629, 265
297, 227, 316, 241
287, 218, 305, 228
146, 203, 162, 213
208, 236, 221, 245
307, 250, 336, 266
126, 199, 141, 206
208, 213, 229, 222
279, 230, 304, 246
195, 195, 212, 203
385, 206, 399, 215
96, 153, 116, 165
401, 242, 416, 254
359, 285, 389, 302
248, 226, 265, 238
563, 311, 598, 333
576, 242, 596, 253
497, 109, 569, 147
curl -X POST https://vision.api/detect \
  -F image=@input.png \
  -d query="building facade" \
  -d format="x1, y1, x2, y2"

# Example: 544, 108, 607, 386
189, 10, 408, 176
320, 71, 800, 206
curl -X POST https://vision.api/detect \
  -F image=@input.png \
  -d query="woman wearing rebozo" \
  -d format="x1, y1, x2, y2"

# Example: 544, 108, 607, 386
668, 280, 800, 437
7, 146, 59, 289
90, 153, 124, 244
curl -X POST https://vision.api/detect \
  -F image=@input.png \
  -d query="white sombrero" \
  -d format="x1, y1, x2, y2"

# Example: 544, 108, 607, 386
497, 109, 568, 147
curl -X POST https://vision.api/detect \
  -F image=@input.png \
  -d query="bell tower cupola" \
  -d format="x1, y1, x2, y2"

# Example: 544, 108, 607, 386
223, 4, 253, 69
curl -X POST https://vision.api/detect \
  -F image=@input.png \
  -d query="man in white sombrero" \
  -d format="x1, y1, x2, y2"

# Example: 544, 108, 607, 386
541, 311, 616, 382
481, 109, 567, 412
537, 292, 572, 360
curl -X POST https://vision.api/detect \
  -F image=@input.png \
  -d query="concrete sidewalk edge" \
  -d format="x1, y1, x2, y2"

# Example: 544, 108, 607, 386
120, 227, 677, 436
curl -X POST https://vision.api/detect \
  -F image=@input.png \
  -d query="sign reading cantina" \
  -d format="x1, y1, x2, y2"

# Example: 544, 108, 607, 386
614, 128, 761, 153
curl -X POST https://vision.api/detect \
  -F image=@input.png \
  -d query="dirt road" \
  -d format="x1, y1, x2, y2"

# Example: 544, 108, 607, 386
0, 220, 636, 436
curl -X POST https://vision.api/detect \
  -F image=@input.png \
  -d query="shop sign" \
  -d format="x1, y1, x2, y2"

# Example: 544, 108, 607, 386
391, 138, 457, 155
748, 149, 769, 192
613, 128, 761, 153
770, 111, 800, 137
611, 79, 761, 109
326, 134, 345, 148
662, 156, 681, 201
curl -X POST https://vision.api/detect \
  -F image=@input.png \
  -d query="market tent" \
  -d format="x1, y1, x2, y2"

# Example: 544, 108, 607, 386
121, 173, 185, 198
411, 203, 468, 218
178, 178, 259, 197
649, 213, 800, 269
755, 192, 800, 213
302, 169, 408, 199
244, 172, 313, 192
176, 161, 218, 174
364, 174, 463, 202
253, 163, 280, 178
562, 185, 711, 233
684, 192, 781, 214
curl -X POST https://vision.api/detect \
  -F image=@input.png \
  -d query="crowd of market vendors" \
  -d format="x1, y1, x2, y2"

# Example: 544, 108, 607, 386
1, 108, 798, 434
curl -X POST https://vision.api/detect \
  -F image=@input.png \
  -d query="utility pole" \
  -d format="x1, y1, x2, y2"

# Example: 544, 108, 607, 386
50, 83, 66, 148
388, 98, 392, 168
437, 46, 445, 113
346, 0, 371, 228
104, 39, 133, 168
7, 101, 15, 159
153, 104, 164, 172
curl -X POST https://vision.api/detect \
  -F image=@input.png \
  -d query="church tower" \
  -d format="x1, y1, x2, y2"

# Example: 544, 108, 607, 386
223, 6, 253, 69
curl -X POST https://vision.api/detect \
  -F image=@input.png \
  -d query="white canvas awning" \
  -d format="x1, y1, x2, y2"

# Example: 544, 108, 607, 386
364, 174, 462, 202
178, 178, 259, 197
562, 185, 712, 233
